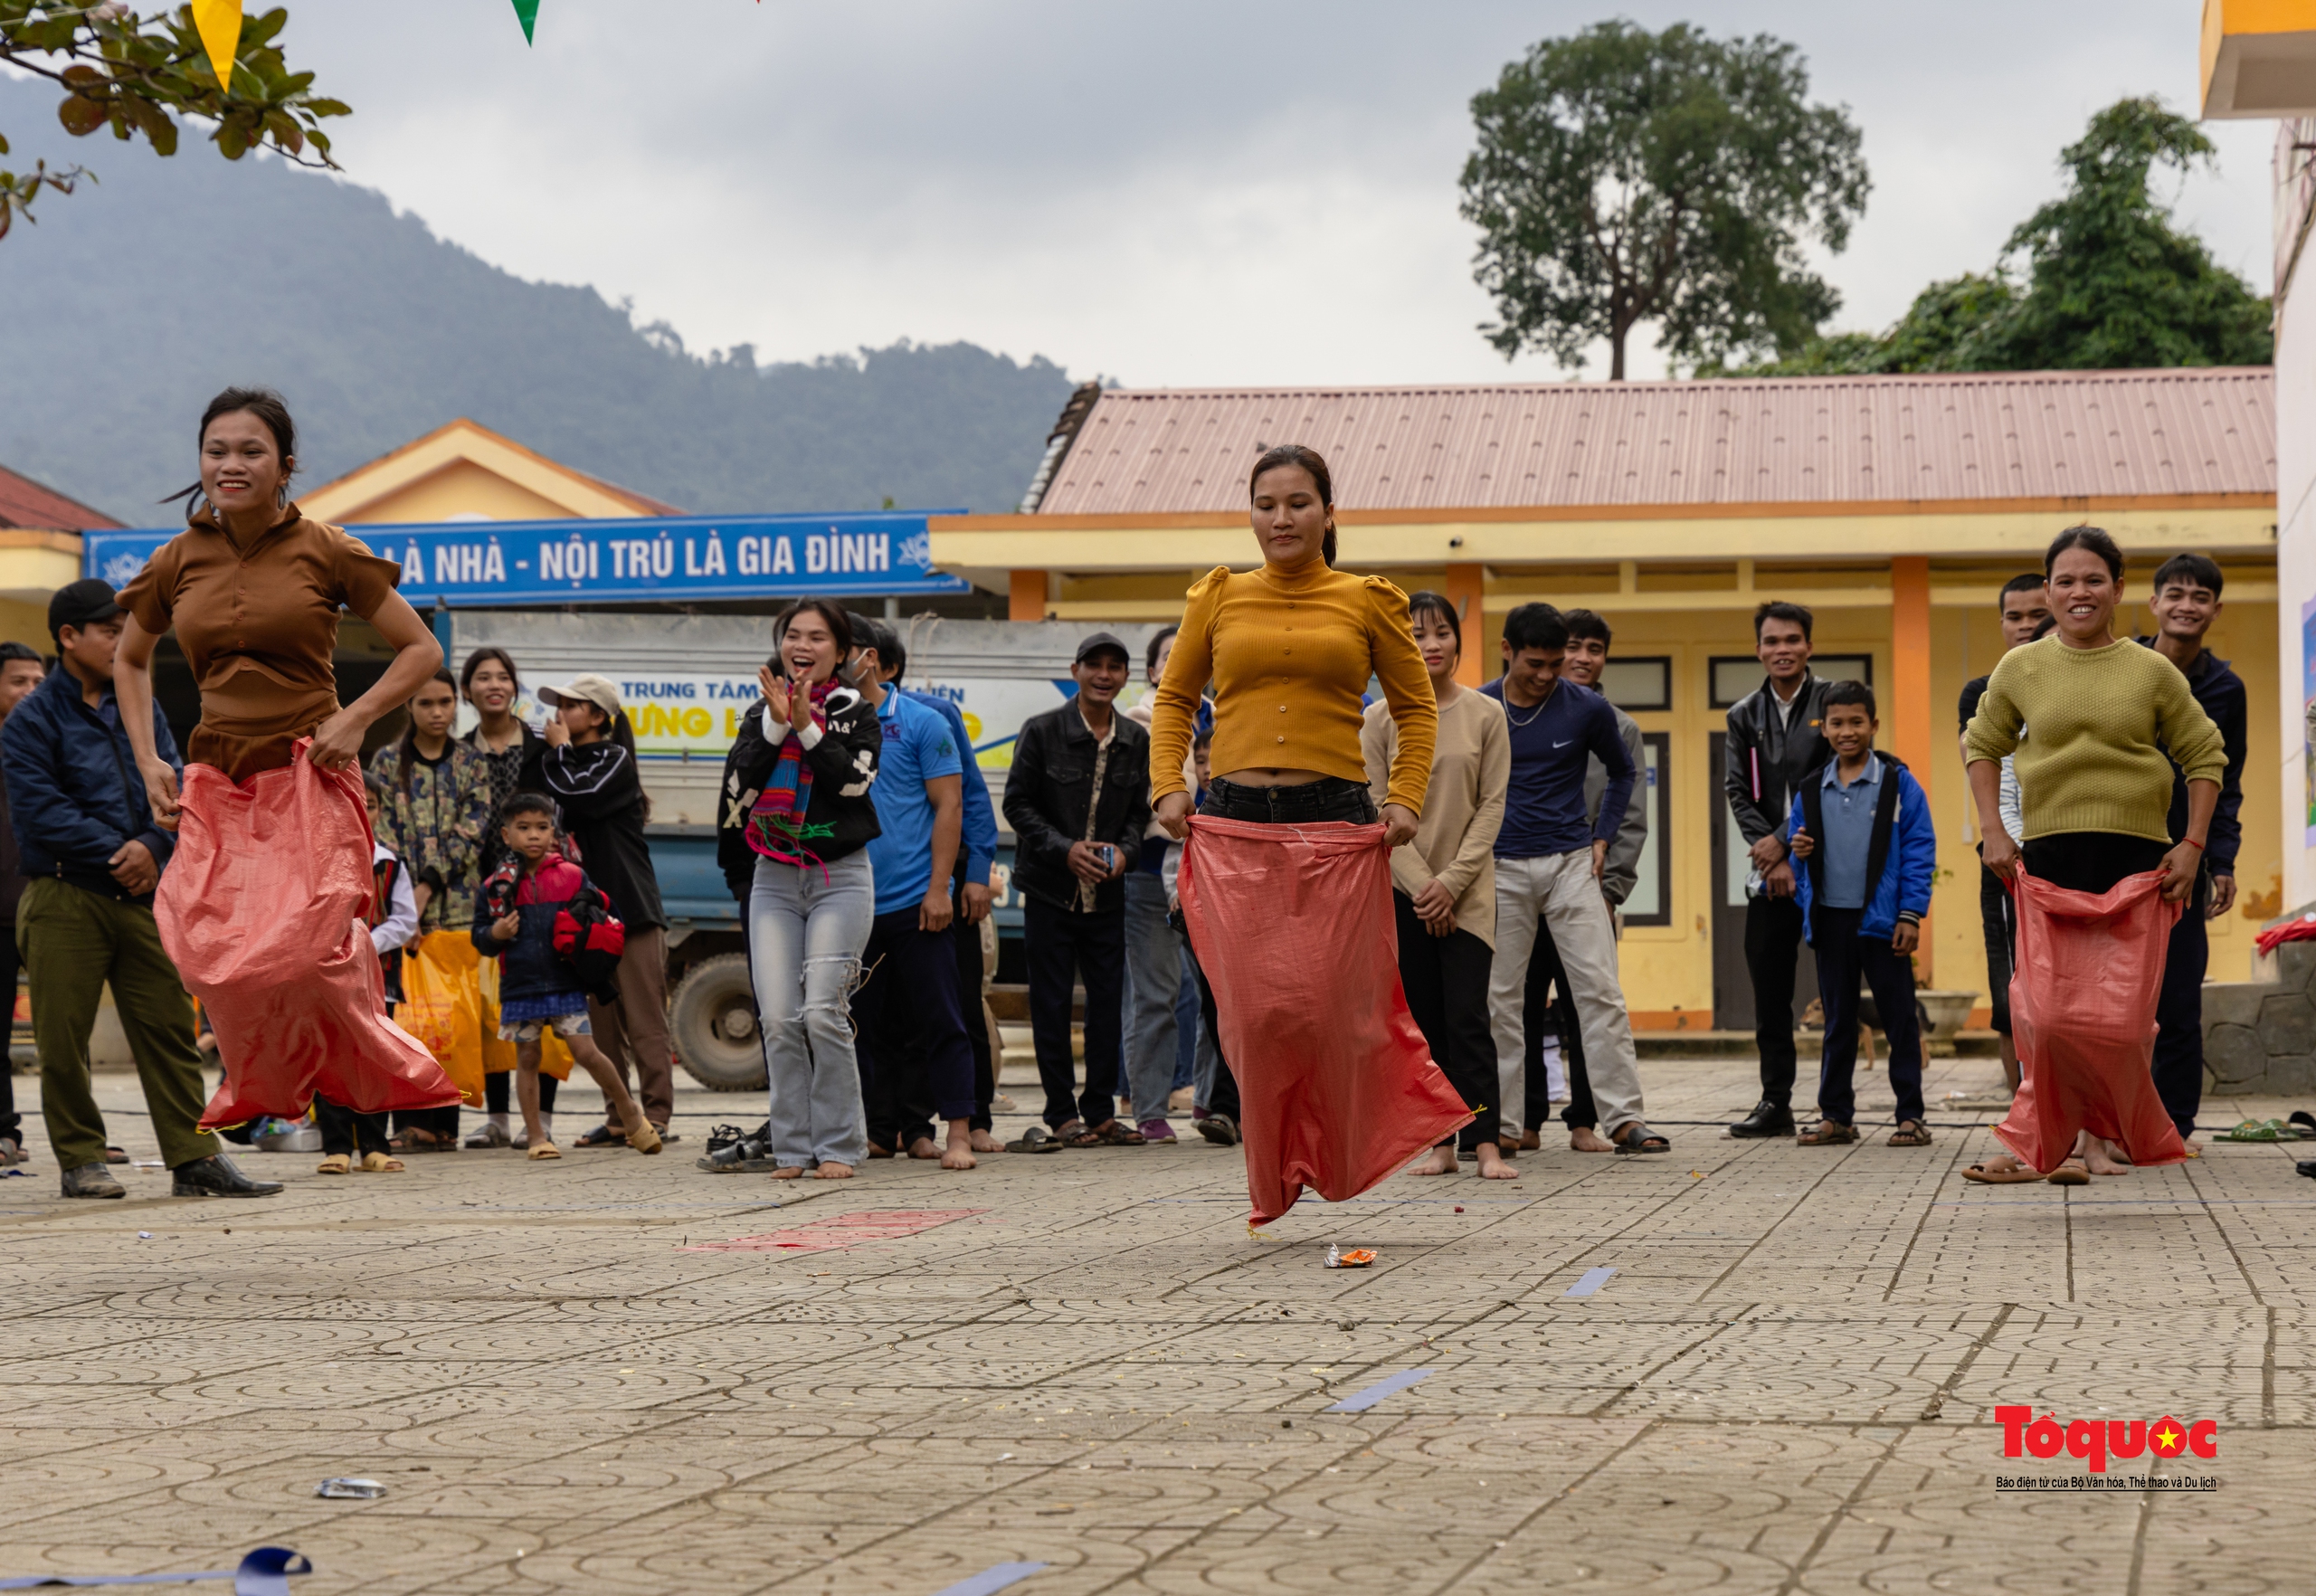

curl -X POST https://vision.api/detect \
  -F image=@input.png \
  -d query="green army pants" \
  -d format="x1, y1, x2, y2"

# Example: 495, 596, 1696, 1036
18, 877, 217, 1171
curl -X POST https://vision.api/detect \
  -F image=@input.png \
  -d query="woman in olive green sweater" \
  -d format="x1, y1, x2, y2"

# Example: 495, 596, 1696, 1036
1961, 526, 2225, 1181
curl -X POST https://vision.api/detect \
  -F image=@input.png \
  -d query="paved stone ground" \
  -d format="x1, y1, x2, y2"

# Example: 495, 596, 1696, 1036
1, 1054, 2311, 1595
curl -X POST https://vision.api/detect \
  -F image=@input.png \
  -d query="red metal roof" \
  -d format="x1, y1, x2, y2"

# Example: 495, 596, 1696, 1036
1035, 368, 2277, 515
0, 464, 123, 531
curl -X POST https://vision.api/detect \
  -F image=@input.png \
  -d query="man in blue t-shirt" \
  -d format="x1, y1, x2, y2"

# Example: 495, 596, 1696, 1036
868, 621, 1004, 1155
1480, 603, 1664, 1155
845, 618, 979, 1168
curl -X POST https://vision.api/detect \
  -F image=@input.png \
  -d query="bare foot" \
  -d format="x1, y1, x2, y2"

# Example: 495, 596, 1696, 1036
770, 1165, 805, 1180
970, 1129, 1005, 1154
1475, 1144, 1520, 1180
2181, 1135, 2203, 1156
2084, 1143, 2131, 1176
1409, 1145, 1457, 1176
1976, 1153, 2026, 1173
941, 1134, 978, 1171
814, 1161, 855, 1180
907, 1136, 941, 1161
1568, 1126, 1615, 1154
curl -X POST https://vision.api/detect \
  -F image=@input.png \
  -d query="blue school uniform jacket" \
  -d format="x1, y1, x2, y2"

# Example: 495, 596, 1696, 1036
1783, 754, 1935, 945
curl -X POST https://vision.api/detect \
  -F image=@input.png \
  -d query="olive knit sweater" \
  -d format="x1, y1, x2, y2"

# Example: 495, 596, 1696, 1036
1962, 633, 2226, 844
1148, 561, 1437, 814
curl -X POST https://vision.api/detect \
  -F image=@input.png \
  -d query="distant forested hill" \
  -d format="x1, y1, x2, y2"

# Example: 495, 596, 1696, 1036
0, 76, 1076, 524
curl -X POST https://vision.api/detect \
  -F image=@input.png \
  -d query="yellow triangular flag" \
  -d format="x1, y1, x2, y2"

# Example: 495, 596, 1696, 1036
190, 0, 242, 94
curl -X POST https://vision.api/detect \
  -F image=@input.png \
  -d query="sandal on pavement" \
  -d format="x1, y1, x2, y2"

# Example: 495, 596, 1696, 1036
359, 1151, 405, 1173
1611, 1123, 1670, 1155
1887, 1120, 1932, 1147
315, 1154, 351, 1175
463, 1121, 510, 1150
1192, 1113, 1240, 1147
625, 1120, 663, 1156
1797, 1121, 1858, 1146
527, 1142, 563, 1161
1005, 1125, 1068, 1154
2046, 1159, 2090, 1185
572, 1124, 626, 1149
1067, 1118, 1145, 1147
1960, 1161, 2044, 1183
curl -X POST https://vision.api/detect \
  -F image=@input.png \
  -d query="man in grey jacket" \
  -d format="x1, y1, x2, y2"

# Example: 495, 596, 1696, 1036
1517, 610, 1647, 1152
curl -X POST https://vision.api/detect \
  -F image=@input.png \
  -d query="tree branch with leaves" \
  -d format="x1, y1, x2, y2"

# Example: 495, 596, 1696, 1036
1458, 20, 1868, 380
1, 3, 346, 238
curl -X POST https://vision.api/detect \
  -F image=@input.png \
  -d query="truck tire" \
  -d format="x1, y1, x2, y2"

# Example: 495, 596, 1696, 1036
668, 952, 766, 1092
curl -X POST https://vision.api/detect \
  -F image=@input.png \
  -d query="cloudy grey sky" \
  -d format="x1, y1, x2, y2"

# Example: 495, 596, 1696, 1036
260, 1, 2269, 386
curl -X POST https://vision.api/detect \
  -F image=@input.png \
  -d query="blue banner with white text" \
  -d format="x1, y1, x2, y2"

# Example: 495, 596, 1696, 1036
83, 510, 971, 605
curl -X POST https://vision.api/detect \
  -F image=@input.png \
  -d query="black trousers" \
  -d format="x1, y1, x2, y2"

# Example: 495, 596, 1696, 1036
1745, 893, 1807, 1107
1023, 895, 1125, 1130
1977, 859, 2014, 1037
1393, 895, 1495, 1153
0, 917, 17, 1143
1808, 907, 1925, 1127
1523, 913, 1599, 1132
2021, 831, 2168, 894
1186, 776, 1379, 1128
2151, 869, 2209, 1139
957, 884, 995, 1133
484, 1069, 558, 1116
314, 1095, 392, 1158
854, 906, 978, 1148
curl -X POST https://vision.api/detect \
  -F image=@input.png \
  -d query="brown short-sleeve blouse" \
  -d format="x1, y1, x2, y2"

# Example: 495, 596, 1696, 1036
118, 505, 404, 784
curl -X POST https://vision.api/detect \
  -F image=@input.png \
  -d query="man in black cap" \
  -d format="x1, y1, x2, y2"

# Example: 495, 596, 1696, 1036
0, 579, 280, 1199
1001, 632, 1150, 1149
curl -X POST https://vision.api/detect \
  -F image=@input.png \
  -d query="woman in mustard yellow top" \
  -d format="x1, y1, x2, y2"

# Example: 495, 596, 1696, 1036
1147, 444, 1438, 1142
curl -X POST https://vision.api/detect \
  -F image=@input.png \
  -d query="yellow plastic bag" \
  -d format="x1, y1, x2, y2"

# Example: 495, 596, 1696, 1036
394, 929, 486, 1107
477, 947, 573, 1082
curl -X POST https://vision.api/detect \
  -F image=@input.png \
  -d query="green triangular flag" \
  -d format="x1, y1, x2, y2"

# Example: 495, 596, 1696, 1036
510, 0, 539, 43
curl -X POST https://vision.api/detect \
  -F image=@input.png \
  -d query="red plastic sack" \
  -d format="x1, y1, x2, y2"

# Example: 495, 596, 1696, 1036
1994, 865, 2188, 1173
157, 741, 461, 1126
1177, 814, 1474, 1224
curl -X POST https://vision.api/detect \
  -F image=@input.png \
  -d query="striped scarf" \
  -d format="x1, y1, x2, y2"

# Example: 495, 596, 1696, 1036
745, 679, 838, 865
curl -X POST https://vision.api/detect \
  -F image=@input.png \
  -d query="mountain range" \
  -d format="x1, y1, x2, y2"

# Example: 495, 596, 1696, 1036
0, 75, 1077, 526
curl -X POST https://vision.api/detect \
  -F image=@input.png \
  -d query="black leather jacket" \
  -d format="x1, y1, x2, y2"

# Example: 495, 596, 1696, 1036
1001, 702, 1151, 913
1722, 674, 1836, 848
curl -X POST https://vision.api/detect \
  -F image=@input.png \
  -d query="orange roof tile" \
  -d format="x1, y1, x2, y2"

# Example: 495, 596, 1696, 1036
1035, 367, 2276, 516
0, 464, 123, 531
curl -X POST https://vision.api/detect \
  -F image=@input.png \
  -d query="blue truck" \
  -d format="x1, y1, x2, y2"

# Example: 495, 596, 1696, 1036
650, 825, 1022, 1091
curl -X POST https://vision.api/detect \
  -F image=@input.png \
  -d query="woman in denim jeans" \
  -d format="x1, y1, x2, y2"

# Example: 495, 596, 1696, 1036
1147, 444, 1438, 1144
733, 601, 885, 1178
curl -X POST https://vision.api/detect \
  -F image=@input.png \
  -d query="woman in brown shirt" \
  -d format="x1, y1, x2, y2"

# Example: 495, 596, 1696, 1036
113, 390, 442, 796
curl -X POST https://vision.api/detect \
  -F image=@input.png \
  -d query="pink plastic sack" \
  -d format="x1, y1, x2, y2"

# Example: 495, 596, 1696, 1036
1177, 814, 1474, 1225
157, 741, 460, 1127
1994, 865, 2188, 1173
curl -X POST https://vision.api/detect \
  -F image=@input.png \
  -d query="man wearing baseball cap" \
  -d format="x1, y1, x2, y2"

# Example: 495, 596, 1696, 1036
1001, 632, 1150, 1150
1, 579, 279, 1198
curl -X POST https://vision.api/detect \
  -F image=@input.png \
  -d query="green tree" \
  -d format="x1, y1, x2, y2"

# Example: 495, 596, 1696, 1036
1458, 20, 1869, 380
1, 4, 346, 239
1735, 98, 2271, 375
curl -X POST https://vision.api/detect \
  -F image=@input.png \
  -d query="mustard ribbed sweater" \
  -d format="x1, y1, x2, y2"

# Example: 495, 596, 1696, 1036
1961, 634, 2226, 843
1148, 561, 1437, 814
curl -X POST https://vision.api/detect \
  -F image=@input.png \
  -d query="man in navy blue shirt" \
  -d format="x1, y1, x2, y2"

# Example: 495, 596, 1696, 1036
1481, 603, 1666, 1154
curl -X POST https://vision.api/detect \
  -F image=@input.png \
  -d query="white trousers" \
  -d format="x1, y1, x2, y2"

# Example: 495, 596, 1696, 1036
1490, 851, 1646, 1137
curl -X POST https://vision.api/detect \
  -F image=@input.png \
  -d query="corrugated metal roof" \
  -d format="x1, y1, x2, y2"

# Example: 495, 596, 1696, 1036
0, 464, 122, 531
1034, 368, 2276, 515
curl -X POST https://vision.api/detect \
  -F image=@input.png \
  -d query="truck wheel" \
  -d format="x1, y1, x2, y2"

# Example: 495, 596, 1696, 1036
669, 952, 765, 1092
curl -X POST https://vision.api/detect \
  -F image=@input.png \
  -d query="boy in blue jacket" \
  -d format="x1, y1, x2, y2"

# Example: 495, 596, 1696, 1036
474, 793, 660, 1162
1785, 680, 1936, 1148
